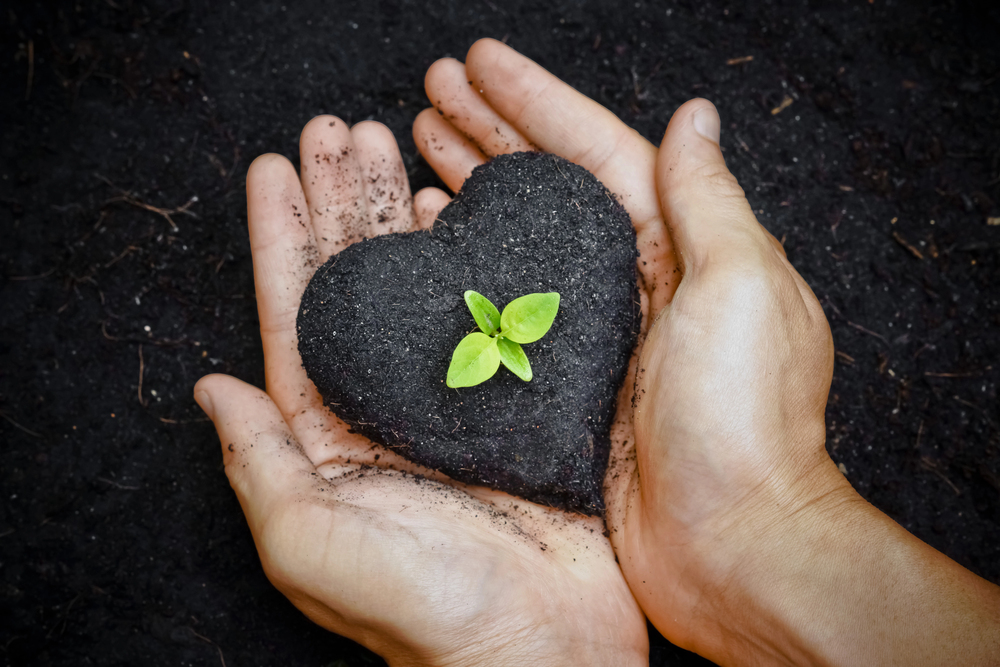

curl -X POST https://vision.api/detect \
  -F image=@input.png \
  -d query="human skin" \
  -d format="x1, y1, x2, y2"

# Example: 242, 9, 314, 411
193, 118, 647, 663
416, 39, 1000, 665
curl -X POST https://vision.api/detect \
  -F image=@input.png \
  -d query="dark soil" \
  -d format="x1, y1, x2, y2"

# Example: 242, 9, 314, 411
298, 151, 638, 516
2, 1, 998, 666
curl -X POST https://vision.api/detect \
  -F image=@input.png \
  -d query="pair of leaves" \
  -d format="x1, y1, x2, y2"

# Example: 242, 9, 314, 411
446, 291, 560, 388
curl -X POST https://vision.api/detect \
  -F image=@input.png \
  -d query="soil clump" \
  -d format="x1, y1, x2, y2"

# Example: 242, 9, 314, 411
298, 152, 639, 515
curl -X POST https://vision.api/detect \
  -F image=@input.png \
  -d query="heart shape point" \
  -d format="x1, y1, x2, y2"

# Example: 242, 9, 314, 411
298, 152, 639, 515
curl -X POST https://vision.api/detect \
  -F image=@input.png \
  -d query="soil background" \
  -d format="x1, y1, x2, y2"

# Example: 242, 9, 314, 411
1, 1, 998, 665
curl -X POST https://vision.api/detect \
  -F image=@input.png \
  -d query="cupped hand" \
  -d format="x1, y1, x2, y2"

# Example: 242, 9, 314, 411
420, 39, 847, 662
194, 117, 647, 666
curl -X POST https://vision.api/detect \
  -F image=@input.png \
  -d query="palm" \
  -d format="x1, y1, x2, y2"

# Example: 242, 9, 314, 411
238, 111, 646, 663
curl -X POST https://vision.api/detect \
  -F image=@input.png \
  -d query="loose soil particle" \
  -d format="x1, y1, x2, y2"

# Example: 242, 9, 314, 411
298, 152, 639, 515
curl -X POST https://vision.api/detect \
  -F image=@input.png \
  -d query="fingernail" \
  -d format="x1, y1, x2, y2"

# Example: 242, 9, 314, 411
195, 390, 215, 421
693, 106, 721, 144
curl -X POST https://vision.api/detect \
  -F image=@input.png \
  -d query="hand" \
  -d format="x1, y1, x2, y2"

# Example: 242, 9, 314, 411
193, 117, 648, 665
438, 39, 1000, 666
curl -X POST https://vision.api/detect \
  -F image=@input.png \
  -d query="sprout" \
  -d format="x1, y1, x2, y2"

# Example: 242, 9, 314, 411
446, 291, 560, 388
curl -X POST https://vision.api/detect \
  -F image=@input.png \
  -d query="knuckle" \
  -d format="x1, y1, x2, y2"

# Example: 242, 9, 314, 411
696, 161, 747, 200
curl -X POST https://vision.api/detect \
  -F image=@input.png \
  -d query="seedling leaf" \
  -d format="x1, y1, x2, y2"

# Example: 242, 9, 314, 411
497, 337, 532, 381
464, 290, 501, 336
446, 290, 560, 387
446, 332, 500, 388
499, 292, 560, 344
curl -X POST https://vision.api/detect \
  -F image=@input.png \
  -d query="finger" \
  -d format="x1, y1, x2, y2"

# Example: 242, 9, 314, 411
246, 153, 319, 399
413, 187, 450, 230
656, 101, 827, 324
247, 153, 371, 460
194, 374, 442, 506
655, 99, 764, 274
464, 38, 660, 227
195, 374, 319, 528
424, 57, 536, 157
656, 97, 829, 361
413, 107, 487, 193
351, 121, 415, 233
192, 373, 447, 645
463, 38, 678, 313
298, 115, 369, 258
244, 158, 461, 469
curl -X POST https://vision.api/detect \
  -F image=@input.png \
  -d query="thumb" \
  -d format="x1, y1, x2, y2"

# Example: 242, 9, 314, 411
194, 374, 319, 531
656, 99, 772, 274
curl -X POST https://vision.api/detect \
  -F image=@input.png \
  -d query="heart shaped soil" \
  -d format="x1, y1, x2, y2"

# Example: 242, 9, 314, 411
297, 152, 638, 515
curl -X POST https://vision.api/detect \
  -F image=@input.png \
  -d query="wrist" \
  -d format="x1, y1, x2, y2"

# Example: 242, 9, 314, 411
704, 467, 867, 665
671, 460, 1000, 666
630, 454, 862, 665
384, 599, 649, 667
413, 630, 648, 667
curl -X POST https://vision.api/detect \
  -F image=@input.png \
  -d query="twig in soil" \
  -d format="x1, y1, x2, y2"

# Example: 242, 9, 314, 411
92, 70, 137, 100
726, 55, 754, 65
891, 231, 924, 260
847, 321, 890, 346
104, 245, 138, 268
191, 631, 227, 667
101, 321, 117, 341
924, 370, 982, 378
138, 345, 148, 407
97, 477, 140, 491
95, 174, 198, 232
8, 267, 57, 281
835, 350, 855, 365
919, 457, 962, 496
953, 395, 999, 434
159, 416, 211, 424
0, 410, 43, 438
46, 592, 84, 639
734, 134, 758, 159
25, 40, 34, 101
771, 96, 794, 115
822, 298, 889, 346
102, 319, 188, 347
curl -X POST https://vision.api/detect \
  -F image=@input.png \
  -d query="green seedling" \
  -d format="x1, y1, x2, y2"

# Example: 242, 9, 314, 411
446, 290, 560, 388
